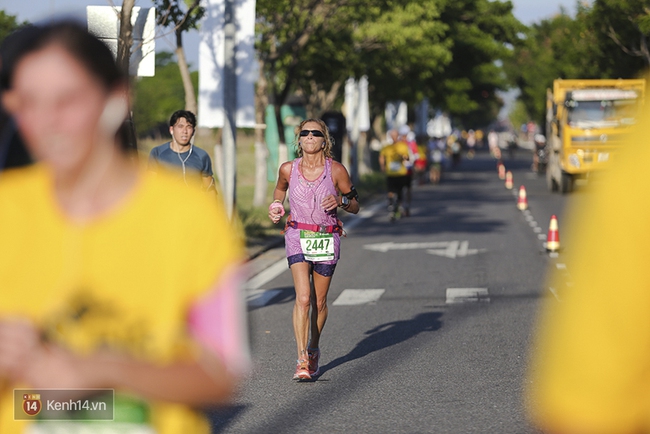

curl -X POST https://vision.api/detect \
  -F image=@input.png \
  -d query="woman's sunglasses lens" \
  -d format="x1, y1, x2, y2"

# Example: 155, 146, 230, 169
300, 130, 324, 137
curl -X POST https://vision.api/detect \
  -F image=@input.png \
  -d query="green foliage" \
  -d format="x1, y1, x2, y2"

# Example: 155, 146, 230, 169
255, 0, 523, 126
353, 0, 452, 105
154, 0, 205, 32
0, 11, 27, 44
132, 52, 198, 136
508, 99, 530, 132
589, 0, 649, 76
356, 172, 386, 199
506, 1, 650, 127
430, 0, 525, 127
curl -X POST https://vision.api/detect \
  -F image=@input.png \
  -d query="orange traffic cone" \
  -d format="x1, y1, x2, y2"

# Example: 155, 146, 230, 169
546, 215, 560, 252
517, 185, 528, 210
505, 171, 513, 189
498, 163, 506, 180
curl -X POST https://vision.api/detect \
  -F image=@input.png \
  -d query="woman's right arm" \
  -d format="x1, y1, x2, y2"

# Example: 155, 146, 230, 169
268, 162, 291, 223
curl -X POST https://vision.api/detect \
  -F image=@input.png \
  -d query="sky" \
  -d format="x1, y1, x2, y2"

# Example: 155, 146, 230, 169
3, 0, 582, 67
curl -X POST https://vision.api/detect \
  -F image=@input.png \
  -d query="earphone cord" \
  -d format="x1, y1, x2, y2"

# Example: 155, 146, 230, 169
177, 145, 193, 186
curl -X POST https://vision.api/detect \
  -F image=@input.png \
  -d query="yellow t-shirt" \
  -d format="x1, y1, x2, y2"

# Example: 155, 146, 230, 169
527, 108, 650, 433
380, 141, 411, 177
0, 164, 243, 434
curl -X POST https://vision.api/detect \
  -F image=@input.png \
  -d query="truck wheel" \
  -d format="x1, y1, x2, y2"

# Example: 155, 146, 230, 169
560, 171, 574, 194
546, 168, 558, 192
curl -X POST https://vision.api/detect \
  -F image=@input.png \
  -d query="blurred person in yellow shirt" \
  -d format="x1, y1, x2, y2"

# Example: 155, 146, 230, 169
527, 101, 650, 433
379, 129, 411, 221
0, 19, 249, 434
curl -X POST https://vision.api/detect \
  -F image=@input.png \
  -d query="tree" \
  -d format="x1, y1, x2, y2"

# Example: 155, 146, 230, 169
132, 52, 198, 136
505, 5, 603, 126
590, 0, 649, 77
256, 0, 524, 131
153, 0, 205, 115
0, 11, 26, 43
428, 0, 525, 128
117, 0, 138, 151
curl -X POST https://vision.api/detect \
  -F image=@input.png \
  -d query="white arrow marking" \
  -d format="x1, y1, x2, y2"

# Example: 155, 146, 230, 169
364, 240, 486, 257
427, 241, 485, 258
363, 241, 451, 252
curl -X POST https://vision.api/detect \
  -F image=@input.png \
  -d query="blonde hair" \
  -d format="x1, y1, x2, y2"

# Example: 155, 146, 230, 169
295, 118, 334, 159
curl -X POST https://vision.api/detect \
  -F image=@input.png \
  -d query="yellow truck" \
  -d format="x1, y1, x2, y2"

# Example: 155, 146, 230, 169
545, 78, 645, 193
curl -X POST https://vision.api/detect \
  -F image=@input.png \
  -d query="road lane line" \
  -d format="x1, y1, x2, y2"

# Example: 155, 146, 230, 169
333, 289, 385, 306
247, 289, 282, 307
446, 288, 490, 304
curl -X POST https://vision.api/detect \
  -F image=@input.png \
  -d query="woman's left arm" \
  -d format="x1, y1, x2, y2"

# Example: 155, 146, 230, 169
331, 161, 359, 214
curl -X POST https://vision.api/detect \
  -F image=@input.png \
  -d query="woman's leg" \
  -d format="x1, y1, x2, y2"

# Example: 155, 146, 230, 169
290, 262, 312, 361
308, 269, 333, 350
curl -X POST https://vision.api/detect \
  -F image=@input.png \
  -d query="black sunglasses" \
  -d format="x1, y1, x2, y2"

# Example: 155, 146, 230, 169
299, 129, 325, 137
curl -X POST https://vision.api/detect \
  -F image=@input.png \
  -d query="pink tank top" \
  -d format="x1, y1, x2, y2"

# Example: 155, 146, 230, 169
288, 157, 338, 226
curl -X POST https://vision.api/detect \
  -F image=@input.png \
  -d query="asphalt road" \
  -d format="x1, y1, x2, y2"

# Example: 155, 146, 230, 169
211, 148, 571, 434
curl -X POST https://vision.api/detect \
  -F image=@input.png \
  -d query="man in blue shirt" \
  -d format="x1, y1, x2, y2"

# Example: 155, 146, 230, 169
148, 110, 216, 192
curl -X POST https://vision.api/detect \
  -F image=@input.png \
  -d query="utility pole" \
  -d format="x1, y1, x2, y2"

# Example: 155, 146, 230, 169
222, 0, 237, 219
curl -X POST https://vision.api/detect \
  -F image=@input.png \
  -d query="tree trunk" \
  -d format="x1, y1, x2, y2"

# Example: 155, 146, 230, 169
117, 0, 138, 151
253, 61, 269, 207
117, 0, 134, 76
175, 29, 198, 115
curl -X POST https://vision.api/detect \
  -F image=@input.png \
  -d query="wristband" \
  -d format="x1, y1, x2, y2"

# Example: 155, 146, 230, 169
269, 201, 285, 216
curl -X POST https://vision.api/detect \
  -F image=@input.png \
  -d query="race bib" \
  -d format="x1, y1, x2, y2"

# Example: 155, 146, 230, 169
300, 231, 335, 261
389, 161, 403, 172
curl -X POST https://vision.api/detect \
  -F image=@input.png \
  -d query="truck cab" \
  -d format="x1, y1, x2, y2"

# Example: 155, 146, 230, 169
546, 79, 645, 193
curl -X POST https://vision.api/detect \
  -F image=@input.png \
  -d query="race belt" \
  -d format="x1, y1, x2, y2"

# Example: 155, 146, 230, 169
286, 220, 342, 234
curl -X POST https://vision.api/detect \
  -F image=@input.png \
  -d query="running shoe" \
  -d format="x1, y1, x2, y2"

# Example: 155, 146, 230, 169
292, 359, 311, 381
308, 348, 320, 377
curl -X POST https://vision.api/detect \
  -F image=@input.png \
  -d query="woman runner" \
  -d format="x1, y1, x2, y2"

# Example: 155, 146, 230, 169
268, 119, 359, 380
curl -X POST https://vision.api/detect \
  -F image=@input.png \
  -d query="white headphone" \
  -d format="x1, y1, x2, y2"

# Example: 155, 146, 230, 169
98, 96, 128, 136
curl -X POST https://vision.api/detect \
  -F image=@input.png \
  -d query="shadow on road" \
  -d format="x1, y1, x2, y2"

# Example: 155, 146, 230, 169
205, 404, 247, 433
319, 311, 443, 375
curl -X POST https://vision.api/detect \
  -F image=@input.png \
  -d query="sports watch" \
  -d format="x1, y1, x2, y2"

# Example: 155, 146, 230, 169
339, 195, 350, 208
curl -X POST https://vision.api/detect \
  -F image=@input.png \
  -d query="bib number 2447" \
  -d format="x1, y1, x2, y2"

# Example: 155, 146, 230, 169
299, 230, 335, 261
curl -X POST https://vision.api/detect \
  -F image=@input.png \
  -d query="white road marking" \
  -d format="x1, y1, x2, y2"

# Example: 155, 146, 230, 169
537, 234, 546, 240
333, 289, 385, 306
446, 288, 490, 304
245, 260, 288, 290
364, 241, 451, 252
556, 263, 567, 269
427, 241, 485, 258
247, 289, 283, 307
548, 287, 561, 302
533, 227, 542, 233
